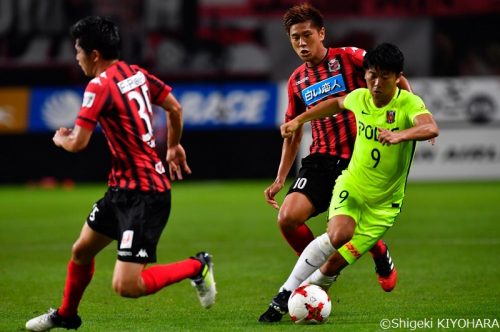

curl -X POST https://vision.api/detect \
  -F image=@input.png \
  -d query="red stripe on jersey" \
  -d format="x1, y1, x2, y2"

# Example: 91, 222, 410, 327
285, 47, 365, 159
76, 61, 171, 192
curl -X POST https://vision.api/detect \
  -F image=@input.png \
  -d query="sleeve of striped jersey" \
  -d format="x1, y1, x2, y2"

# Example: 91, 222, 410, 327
345, 47, 366, 68
285, 77, 305, 122
75, 80, 110, 131
142, 68, 172, 105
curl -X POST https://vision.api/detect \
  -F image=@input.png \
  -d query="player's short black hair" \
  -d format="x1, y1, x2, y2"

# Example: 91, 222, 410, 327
363, 43, 404, 73
70, 16, 121, 60
283, 3, 324, 34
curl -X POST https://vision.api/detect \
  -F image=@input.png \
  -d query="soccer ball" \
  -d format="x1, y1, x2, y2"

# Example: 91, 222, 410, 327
288, 284, 331, 324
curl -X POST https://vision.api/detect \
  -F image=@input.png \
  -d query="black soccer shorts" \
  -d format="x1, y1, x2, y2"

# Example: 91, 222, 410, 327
86, 188, 171, 263
287, 153, 350, 217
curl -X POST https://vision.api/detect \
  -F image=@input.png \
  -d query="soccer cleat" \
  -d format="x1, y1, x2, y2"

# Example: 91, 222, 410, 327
191, 252, 217, 309
25, 308, 81, 331
258, 289, 292, 323
378, 267, 398, 292
370, 240, 398, 292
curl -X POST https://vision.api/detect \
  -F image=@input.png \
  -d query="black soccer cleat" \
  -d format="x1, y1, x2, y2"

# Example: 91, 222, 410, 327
26, 308, 82, 331
258, 289, 292, 323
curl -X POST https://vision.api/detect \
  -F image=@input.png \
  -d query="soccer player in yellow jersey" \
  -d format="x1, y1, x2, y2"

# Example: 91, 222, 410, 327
261, 43, 438, 319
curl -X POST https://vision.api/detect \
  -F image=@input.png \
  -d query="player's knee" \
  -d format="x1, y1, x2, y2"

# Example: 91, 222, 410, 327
70, 242, 93, 265
327, 228, 352, 249
112, 278, 143, 298
277, 209, 305, 231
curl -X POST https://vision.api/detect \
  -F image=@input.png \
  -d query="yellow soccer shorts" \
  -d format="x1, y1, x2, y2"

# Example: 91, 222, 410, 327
328, 175, 401, 264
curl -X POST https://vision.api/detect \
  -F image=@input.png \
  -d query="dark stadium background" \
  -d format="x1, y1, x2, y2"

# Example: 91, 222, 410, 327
1, 0, 499, 183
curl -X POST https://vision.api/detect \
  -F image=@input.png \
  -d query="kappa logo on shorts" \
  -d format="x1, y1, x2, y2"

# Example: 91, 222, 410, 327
120, 230, 134, 249
136, 249, 148, 258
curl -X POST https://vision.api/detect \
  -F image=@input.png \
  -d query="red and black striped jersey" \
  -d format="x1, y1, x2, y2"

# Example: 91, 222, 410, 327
286, 47, 366, 159
75, 61, 171, 192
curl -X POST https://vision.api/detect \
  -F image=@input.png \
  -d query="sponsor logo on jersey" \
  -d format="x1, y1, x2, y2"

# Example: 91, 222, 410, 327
328, 58, 341, 72
358, 120, 399, 142
301, 74, 346, 106
386, 110, 396, 124
120, 230, 134, 249
117, 71, 146, 94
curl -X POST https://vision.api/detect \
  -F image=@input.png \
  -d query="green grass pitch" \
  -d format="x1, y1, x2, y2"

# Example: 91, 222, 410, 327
0, 180, 499, 331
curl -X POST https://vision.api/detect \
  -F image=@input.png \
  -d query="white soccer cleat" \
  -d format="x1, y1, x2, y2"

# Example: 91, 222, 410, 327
191, 252, 217, 309
26, 308, 81, 331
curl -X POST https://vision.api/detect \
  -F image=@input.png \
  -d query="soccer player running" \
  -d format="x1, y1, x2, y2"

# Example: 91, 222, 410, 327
260, 3, 410, 322
26, 16, 216, 331
263, 42, 439, 322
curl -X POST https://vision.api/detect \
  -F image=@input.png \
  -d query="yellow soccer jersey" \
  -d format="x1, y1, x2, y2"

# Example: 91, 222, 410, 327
342, 88, 430, 205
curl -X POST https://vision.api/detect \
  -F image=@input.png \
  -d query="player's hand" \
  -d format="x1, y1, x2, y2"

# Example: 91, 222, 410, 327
427, 137, 436, 145
264, 181, 283, 210
53, 128, 72, 147
166, 144, 192, 181
280, 119, 300, 138
377, 128, 402, 145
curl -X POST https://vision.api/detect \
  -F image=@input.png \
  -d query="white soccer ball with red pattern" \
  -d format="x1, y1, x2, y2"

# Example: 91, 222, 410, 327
288, 284, 331, 324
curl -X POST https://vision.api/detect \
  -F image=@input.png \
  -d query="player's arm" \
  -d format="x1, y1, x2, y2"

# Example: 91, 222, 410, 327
397, 76, 440, 146
378, 113, 439, 145
280, 95, 347, 138
53, 125, 93, 152
160, 93, 192, 180
264, 126, 303, 209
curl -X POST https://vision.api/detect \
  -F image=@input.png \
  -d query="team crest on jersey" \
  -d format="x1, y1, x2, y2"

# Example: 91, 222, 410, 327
328, 58, 341, 72
386, 110, 396, 124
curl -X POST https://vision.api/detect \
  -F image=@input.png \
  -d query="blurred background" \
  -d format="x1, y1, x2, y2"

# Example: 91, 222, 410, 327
1, 0, 500, 184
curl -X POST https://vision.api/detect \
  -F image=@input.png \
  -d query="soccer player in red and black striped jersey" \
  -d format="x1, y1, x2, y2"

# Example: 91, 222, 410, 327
260, 4, 411, 322
26, 16, 216, 332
